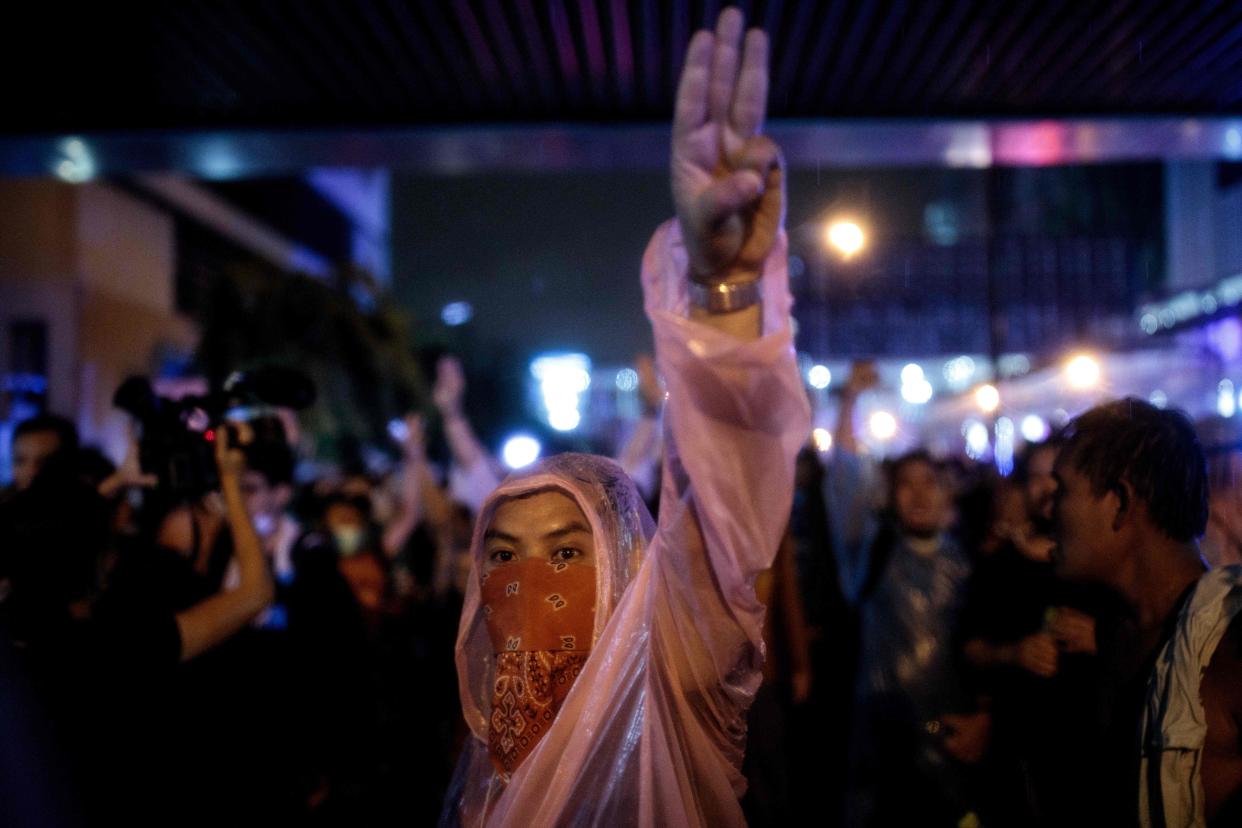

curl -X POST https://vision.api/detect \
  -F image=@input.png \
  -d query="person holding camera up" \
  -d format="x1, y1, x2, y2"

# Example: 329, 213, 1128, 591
0, 418, 274, 825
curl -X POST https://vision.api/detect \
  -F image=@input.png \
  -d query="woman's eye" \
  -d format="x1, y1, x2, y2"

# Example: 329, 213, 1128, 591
553, 548, 581, 562
490, 550, 515, 563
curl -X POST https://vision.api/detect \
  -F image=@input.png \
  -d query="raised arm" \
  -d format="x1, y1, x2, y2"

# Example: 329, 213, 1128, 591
672, 10, 783, 341
382, 413, 427, 559
433, 355, 500, 512
823, 361, 882, 604
652, 7, 806, 566
434, 356, 487, 471
481, 13, 811, 823
834, 360, 878, 456
174, 426, 275, 662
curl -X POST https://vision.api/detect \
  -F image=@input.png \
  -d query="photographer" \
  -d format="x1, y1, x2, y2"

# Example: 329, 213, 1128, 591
2, 415, 272, 661
171, 424, 276, 658
0, 421, 273, 825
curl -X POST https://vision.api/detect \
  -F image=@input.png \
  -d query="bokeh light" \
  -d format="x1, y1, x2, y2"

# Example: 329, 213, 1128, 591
975, 384, 1000, 413
825, 220, 865, 258
501, 435, 542, 469
869, 410, 898, 441
1065, 354, 1101, 390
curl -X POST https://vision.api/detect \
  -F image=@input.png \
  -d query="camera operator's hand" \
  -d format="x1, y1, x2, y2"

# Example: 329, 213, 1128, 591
174, 424, 274, 663
214, 424, 247, 482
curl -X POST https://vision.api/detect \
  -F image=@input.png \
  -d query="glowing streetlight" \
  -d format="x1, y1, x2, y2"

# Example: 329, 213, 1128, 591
825, 220, 865, 258
869, 411, 898, 441
1065, 354, 1101, 390
975, 384, 1000, 413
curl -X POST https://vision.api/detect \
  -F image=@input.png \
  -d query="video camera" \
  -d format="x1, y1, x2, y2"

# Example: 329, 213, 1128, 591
113, 366, 315, 500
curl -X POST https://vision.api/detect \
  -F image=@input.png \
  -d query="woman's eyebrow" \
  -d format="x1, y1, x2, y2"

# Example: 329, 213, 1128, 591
484, 528, 519, 543
543, 522, 591, 540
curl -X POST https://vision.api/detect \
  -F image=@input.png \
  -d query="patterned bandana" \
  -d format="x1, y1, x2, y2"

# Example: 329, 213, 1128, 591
481, 559, 596, 779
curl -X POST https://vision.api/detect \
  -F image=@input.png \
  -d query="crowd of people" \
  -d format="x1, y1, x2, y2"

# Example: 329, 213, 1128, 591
0, 359, 489, 826
4, 8, 1242, 827
5, 355, 1242, 827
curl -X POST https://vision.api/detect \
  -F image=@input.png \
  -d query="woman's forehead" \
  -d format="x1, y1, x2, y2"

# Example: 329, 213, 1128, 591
487, 488, 591, 536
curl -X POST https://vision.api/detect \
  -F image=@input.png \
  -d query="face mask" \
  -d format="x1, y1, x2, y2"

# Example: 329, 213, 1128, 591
253, 513, 277, 539
333, 525, 366, 557
480, 558, 596, 779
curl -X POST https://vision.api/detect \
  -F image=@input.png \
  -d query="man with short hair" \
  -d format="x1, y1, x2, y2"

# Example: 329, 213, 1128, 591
825, 363, 982, 826
845, 450, 979, 827
1052, 398, 1242, 826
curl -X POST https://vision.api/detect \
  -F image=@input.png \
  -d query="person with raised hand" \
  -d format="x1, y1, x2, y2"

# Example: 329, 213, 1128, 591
434, 355, 503, 515
440, 9, 808, 827
172, 423, 275, 661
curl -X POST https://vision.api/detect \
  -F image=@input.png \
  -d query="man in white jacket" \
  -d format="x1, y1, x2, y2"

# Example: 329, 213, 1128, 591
1051, 398, 1242, 827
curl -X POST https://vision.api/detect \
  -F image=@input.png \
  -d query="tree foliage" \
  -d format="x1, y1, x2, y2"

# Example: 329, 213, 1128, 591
195, 260, 425, 463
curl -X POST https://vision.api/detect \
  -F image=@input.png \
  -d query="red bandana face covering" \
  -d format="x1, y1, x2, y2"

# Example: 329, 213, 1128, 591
480, 558, 597, 779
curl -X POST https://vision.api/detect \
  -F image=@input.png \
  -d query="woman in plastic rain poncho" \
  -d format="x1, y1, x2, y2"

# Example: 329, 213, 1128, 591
440, 9, 811, 826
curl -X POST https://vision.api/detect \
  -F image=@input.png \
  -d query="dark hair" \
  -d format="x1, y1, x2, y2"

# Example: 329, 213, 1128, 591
1061, 398, 1207, 542
887, 449, 941, 497
319, 492, 373, 521
242, 439, 296, 488
1013, 439, 1060, 484
12, 414, 79, 454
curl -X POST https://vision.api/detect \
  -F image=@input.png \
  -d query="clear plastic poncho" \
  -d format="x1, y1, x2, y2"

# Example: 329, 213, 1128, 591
442, 219, 810, 827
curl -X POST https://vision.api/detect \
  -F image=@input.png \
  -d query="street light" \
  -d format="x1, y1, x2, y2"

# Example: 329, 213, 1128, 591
1065, 354, 1101, 390
825, 220, 865, 258
975, 384, 1000, 413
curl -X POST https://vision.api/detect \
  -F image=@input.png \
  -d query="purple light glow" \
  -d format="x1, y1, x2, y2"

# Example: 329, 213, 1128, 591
1206, 317, 1242, 362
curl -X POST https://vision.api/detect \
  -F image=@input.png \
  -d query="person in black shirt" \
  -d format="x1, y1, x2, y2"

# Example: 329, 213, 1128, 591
960, 440, 1107, 826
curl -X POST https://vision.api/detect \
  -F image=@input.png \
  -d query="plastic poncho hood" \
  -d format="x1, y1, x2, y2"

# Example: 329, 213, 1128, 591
455, 453, 654, 744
